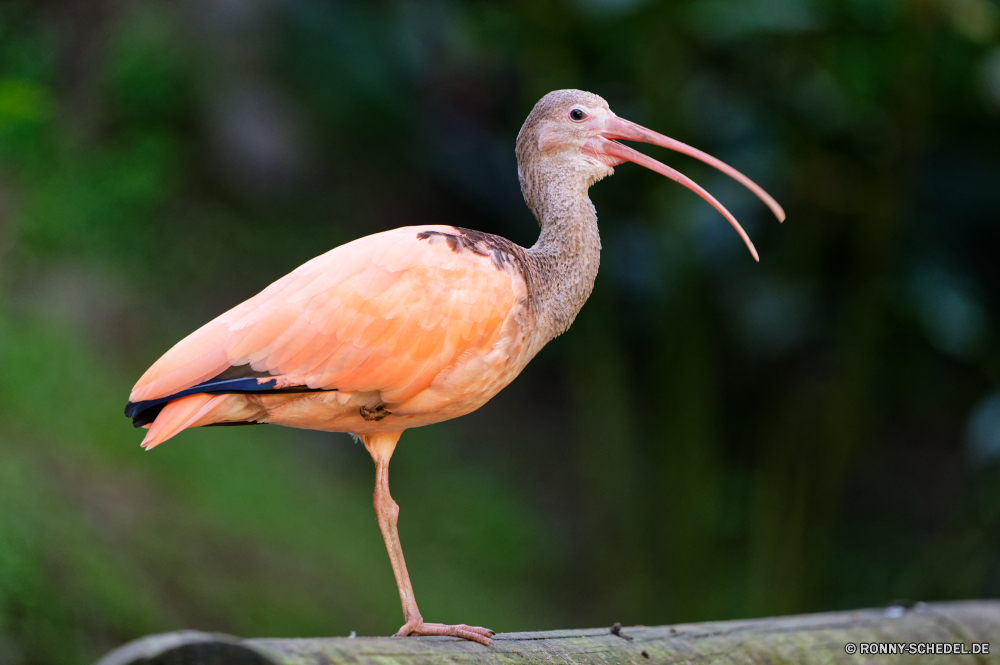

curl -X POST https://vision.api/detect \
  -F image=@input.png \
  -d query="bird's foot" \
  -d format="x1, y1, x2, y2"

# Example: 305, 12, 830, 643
395, 619, 495, 646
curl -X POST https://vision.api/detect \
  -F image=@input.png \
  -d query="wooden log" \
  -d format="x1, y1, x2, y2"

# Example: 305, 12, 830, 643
95, 600, 999, 665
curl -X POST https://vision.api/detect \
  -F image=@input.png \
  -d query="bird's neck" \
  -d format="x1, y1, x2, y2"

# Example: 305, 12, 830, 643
525, 183, 602, 342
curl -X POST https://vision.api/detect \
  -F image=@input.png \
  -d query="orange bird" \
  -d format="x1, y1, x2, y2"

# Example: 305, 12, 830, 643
126, 90, 784, 644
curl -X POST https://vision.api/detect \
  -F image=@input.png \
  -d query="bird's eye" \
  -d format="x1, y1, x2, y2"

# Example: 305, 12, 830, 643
569, 108, 587, 122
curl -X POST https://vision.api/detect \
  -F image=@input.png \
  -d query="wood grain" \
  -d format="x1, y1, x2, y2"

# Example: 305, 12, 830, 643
96, 600, 1000, 665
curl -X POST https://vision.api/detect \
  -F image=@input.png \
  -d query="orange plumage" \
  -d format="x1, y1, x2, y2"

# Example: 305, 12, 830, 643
130, 226, 531, 449
126, 90, 783, 644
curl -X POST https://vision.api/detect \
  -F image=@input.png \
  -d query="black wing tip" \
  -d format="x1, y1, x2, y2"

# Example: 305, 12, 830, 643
122, 375, 338, 429
123, 378, 279, 424
125, 399, 163, 428
124, 401, 142, 419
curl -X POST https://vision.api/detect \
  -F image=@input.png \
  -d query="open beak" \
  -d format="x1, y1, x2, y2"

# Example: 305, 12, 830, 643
584, 115, 785, 262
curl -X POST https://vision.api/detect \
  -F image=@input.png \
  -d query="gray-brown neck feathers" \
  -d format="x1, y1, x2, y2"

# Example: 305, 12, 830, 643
526, 191, 601, 342
516, 90, 607, 343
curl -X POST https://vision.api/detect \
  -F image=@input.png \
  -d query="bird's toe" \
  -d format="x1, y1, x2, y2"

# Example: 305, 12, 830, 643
397, 621, 495, 646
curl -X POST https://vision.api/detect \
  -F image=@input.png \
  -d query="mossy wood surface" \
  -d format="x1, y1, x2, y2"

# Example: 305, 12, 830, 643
96, 600, 999, 665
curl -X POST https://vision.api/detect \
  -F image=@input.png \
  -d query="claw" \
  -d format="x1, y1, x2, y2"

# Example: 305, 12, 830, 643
396, 620, 495, 646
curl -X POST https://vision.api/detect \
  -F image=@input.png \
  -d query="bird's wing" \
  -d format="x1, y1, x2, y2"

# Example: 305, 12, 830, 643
129, 225, 525, 408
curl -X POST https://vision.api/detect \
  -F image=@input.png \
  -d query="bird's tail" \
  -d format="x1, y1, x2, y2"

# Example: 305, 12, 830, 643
141, 393, 229, 450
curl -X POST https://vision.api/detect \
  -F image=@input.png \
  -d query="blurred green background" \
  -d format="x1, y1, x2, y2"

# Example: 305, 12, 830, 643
1, 0, 999, 662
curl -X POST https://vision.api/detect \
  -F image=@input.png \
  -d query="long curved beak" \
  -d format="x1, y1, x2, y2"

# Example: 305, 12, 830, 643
584, 115, 785, 262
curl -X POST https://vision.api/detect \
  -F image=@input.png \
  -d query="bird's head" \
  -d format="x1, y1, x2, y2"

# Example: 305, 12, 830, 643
516, 89, 785, 261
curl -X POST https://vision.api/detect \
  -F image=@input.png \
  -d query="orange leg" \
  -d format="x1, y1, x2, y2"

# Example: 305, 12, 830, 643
362, 432, 495, 646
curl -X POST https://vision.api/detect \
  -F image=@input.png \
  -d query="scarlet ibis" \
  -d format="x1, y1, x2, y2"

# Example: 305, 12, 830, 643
125, 89, 784, 645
